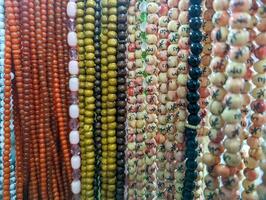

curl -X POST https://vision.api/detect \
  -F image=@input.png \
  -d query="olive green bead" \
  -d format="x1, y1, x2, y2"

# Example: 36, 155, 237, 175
84, 15, 95, 23
86, 7, 95, 15
86, 0, 95, 7
84, 30, 94, 38
77, 9, 84, 17
84, 23, 95, 31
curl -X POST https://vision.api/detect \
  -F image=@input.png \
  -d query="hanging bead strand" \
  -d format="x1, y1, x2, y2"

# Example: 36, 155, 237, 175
220, 0, 252, 198
75, 0, 86, 197
134, 0, 148, 198
247, 0, 266, 199
3, 23, 11, 200
182, 0, 203, 199
156, 0, 169, 198
116, 0, 128, 199
175, 0, 189, 198
0, 0, 5, 195
126, 0, 138, 198
203, 0, 229, 198
255, 0, 266, 198
93, 0, 102, 197
67, 0, 81, 198
144, 1, 159, 199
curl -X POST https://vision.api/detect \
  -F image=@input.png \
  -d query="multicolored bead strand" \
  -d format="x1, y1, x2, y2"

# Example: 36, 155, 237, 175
219, 0, 252, 198
116, 0, 128, 199
246, 0, 266, 199
255, 1, 266, 198
126, 0, 137, 198
203, 0, 229, 198
156, 0, 168, 198
135, 0, 148, 198
195, 0, 214, 198
175, 0, 189, 198
182, 0, 203, 199
67, 0, 81, 198
144, 1, 159, 199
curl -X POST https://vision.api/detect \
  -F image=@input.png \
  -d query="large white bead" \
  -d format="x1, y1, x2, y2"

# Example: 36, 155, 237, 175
71, 180, 81, 194
71, 155, 81, 169
69, 130, 79, 144
69, 60, 79, 75
67, 2, 77, 18
69, 77, 79, 91
69, 104, 79, 118
67, 32, 77, 47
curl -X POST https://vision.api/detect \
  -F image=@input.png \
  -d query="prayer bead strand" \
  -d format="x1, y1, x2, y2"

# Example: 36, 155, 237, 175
156, 0, 169, 198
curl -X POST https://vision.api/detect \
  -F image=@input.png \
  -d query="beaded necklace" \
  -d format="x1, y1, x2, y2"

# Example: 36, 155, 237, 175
182, 0, 203, 199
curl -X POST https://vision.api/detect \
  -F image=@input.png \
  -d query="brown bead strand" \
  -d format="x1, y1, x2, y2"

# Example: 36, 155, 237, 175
55, 0, 68, 134
62, 0, 70, 110
51, 168, 60, 200
6, 0, 27, 197
33, 0, 48, 198
11, 77, 23, 199
47, 0, 72, 185
19, 0, 36, 192
3, 25, 12, 200
28, 0, 40, 184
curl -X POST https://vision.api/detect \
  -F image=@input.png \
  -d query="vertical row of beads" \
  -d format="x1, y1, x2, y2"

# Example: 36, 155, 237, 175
255, 1, 266, 198
116, 0, 128, 199
182, 0, 203, 199
83, 0, 96, 198
101, 0, 118, 198
175, 0, 188, 198
126, 0, 137, 198
247, 0, 266, 199
67, 0, 80, 198
166, 0, 180, 198
220, 0, 252, 198
145, 1, 159, 199
195, 0, 214, 198
135, 0, 147, 198
100, 1, 109, 197
203, 0, 228, 198
93, 0, 102, 197
0, 0, 5, 197
3, 4, 11, 198
156, 0, 168, 198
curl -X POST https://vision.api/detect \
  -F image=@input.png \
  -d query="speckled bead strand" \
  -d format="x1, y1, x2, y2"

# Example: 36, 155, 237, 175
143, 1, 159, 199
220, 0, 253, 198
156, 0, 169, 198
249, 0, 266, 199
132, 1, 148, 199
126, 0, 138, 198
182, 0, 203, 199
67, 0, 81, 198
203, 0, 229, 198
255, 1, 266, 199
116, 0, 128, 199
174, 0, 189, 198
